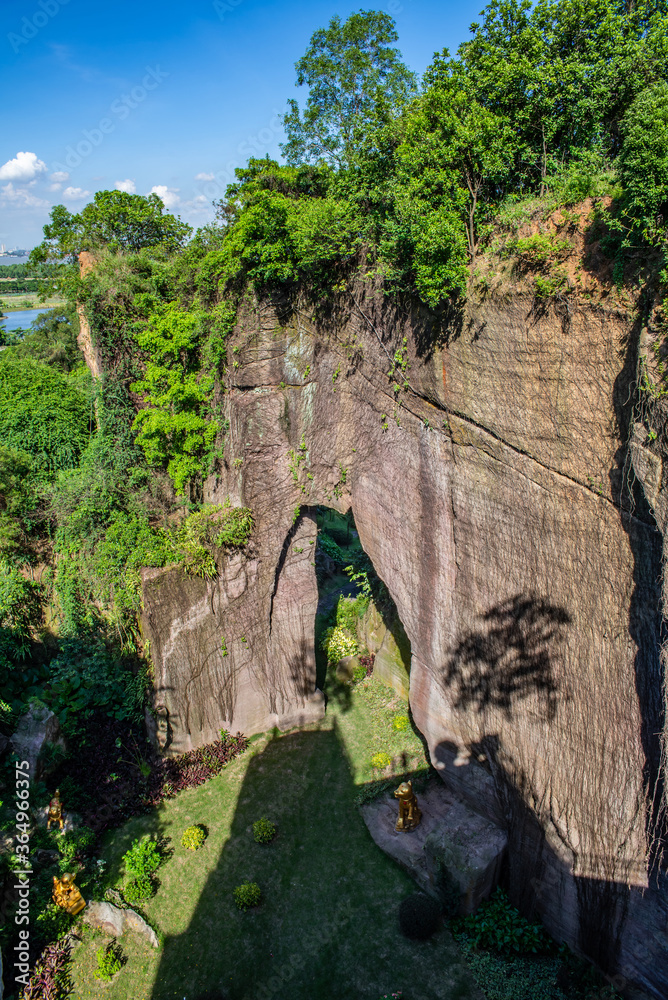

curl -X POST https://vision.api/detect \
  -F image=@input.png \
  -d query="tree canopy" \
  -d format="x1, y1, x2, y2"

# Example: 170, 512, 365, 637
281, 10, 417, 169
29, 190, 192, 265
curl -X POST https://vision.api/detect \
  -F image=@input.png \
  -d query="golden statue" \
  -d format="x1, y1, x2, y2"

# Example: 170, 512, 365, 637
47, 789, 63, 831
394, 780, 422, 832
52, 873, 86, 916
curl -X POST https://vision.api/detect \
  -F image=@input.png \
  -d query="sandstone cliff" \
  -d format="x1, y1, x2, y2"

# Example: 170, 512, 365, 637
138, 282, 667, 996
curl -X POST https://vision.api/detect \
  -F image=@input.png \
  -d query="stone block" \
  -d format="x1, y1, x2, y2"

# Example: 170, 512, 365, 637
360, 779, 506, 915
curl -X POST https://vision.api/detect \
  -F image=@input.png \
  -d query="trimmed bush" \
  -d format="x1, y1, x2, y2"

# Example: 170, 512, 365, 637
398, 892, 441, 940
123, 875, 153, 906
252, 817, 276, 844
233, 881, 261, 910
122, 836, 161, 880
181, 824, 206, 850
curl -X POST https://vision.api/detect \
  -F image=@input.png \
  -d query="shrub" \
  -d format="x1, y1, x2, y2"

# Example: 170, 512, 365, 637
352, 661, 369, 682
181, 824, 206, 850
57, 826, 95, 864
451, 888, 551, 954
20, 938, 72, 999
398, 892, 442, 940
122, 836, 161, 880
94, 942, 123, 981
123, 875, 154, 906
371, 752, 391, 770
34, 901, 73, 946
511, 233, 571, 270
252, 817, 276, 844
321, 624, 358, 663
233, 881, 261, 910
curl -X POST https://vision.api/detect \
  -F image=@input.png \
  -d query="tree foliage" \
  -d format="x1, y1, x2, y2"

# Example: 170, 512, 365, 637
282, 10, 417, 168
618, 81, 668, 231
29, 190, 191, 265
0, 355, 91, 476
130, 302, 217, 496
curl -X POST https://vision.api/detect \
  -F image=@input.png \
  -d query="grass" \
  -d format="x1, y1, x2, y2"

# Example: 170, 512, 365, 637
67, 672, 481, 1000
0, 292, 66, 311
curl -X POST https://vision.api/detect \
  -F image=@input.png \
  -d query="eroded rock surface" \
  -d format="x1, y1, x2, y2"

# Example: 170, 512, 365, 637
10, 701, 64, 783
140, 285, 666, 995
142, 515, 324, 753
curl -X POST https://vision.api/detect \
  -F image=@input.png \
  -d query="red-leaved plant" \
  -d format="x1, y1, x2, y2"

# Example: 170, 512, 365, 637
21, 938, 72, 1000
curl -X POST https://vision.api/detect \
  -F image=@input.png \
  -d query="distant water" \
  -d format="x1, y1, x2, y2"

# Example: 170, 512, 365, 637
2, 308, 50, 333
0, 256, 29, 267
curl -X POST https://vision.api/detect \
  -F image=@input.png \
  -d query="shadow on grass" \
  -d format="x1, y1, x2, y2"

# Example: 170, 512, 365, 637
147, 723, 479, 1000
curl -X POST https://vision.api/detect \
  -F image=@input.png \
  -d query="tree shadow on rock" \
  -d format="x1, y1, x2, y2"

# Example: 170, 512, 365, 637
441, 594, 569, 722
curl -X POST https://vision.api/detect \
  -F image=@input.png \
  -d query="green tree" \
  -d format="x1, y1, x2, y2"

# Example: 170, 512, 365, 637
0, 446, 35, 562
618, 81, 668, 231
398, 82, 515, 261
29, 190, 192, 265
282, 10, 417, 169
130, 302, 218, 497
0, 356, 91, 477
9, 307, 81, 371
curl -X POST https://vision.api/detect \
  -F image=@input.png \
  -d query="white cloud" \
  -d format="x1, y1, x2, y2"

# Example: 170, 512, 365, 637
115, 179, 136, 194
50, 170, 69, 183
0, 151, 47, 182
50, 183, 63, 191
195, 172, 215, 181
0, 182, 49, 208
150, 184, 180, 210
62, 186, 91, 200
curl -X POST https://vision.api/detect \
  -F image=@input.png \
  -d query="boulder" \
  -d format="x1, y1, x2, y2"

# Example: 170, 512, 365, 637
335, 655, 359, 683
10, 701, 64, 783
83, 900, 159, 948
360, 778, 506, 915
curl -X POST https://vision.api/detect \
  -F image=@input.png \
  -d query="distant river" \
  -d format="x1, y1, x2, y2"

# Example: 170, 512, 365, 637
0, 256, 29, 267
2, 308, 51, 333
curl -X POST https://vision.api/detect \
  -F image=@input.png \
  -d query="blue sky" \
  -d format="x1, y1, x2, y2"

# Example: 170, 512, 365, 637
0, 0, 481, 249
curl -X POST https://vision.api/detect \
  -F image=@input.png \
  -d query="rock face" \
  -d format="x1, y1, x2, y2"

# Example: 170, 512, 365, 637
10, 701, 64, 783
83, 901, 159, 948
141, 517, 325, 753
139, 284, 667, 996
357, 599, 411, 698
360, 780, 507, 915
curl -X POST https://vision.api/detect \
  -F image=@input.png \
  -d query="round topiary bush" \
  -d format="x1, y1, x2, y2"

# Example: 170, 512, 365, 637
398, 893, 442, 940
252, 817, 276, 844
181, 825, 206, 851
233, 881, 261, 910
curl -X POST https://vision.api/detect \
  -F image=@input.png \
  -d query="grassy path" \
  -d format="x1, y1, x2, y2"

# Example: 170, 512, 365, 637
69, 678, 483, 1000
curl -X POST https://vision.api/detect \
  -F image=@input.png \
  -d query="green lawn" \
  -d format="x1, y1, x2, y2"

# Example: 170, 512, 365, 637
68, 675, 483, 1000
